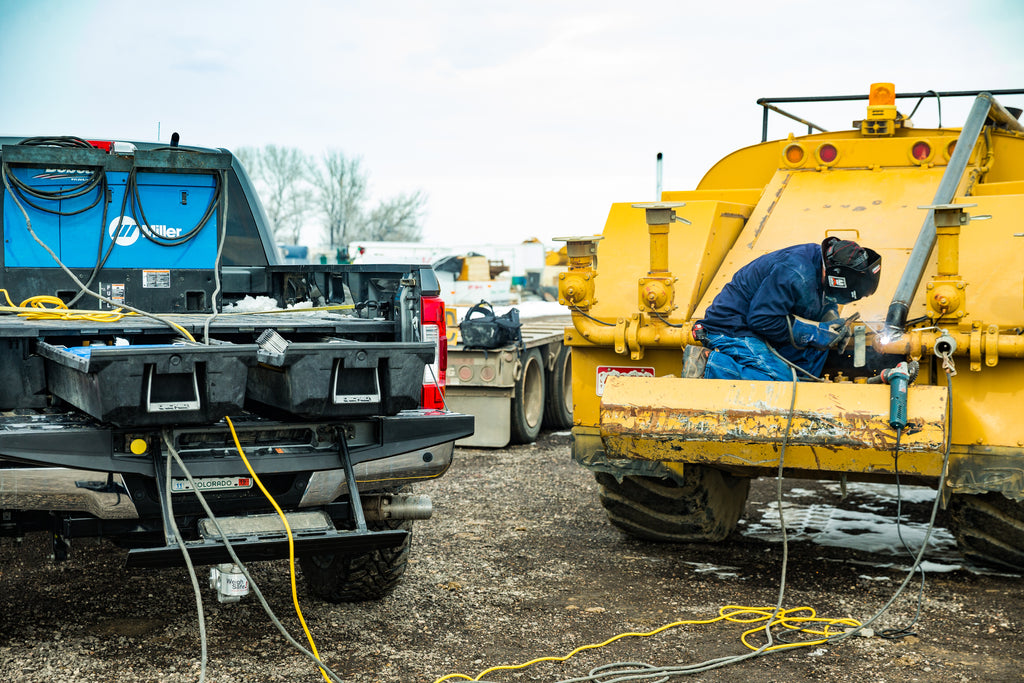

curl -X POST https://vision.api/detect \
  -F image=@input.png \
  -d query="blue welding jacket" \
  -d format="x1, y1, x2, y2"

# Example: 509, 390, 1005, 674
700, 243, 837, 348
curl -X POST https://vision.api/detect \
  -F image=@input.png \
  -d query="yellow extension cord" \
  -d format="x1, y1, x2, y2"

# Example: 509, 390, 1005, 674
432, 605, 861, 682
1, 287, 355, 344
225, 416, 331, 683
0, 289, 197, 341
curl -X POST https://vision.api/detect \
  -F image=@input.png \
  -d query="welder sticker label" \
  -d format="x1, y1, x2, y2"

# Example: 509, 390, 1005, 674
171, 477, 253, 492
827, 275, 847, 288
596, 365, 655, 396
142, 270, 171, 288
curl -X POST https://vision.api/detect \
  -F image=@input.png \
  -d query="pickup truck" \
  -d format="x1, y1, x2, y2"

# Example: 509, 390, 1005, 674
0, 135, 473, 601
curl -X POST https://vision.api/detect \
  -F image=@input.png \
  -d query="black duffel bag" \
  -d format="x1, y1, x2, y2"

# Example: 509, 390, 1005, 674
459, 301, 522, 349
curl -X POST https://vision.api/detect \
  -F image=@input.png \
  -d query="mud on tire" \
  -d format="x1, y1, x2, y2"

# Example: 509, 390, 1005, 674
948, 492, 1024, 571
596, 466, 750, 543
300, 517, 413, 603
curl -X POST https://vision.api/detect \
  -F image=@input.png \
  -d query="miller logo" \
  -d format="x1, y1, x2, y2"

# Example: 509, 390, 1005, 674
108, 216, 140, 246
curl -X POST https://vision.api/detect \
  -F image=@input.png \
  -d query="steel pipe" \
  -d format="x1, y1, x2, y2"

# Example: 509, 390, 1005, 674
885, 93, 996, 333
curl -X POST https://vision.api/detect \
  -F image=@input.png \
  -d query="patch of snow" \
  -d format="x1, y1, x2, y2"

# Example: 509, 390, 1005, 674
743, 500, 961, 567
680, 561, 743, 580
823, 481, 937, 504
222, 295, 279, 312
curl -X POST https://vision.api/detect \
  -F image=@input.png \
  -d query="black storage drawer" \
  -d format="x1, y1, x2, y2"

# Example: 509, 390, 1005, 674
245, 341, 433, 419
37, 340, 256, 427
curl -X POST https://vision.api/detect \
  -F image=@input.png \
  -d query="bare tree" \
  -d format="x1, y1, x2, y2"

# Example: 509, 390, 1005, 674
358, 190, 427, 242
309, 150, 366, 248
235, 145, 311, 242
236, 145, 427, 247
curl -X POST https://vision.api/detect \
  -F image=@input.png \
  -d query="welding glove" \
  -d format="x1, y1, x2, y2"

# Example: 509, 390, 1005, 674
788, 316, 851, 351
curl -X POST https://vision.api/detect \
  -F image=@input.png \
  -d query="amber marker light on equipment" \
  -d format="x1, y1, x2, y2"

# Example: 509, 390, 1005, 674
783, 143, 806, 167
945, 140, 957, 160
817, 143, 839, 164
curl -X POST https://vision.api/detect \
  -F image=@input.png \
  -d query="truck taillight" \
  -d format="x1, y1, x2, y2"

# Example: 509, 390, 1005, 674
87, 140, 114, 152
421, 295, 447, 409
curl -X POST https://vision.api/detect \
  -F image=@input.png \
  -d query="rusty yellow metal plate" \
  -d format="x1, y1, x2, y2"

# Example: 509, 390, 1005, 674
600, 376, 949, 477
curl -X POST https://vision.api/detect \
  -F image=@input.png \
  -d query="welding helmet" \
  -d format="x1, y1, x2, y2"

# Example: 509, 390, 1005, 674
821, 237, 881, 304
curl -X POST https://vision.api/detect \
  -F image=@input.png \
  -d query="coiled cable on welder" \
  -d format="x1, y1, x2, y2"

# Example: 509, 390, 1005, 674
1, 136, 105, 211
126, 155, 222, 248
1, 169, 197, 341
161, 431, 346, 683
0, 136, 130, 307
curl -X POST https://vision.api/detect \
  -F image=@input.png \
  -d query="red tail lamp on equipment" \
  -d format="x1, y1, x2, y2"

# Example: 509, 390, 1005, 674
817, 143, 839, 164
910, 140, 933, 164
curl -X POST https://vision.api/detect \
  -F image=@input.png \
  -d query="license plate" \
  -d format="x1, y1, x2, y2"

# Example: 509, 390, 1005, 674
171, 476, 254, 493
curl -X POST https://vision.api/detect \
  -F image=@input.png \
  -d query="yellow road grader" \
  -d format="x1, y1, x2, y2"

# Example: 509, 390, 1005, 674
559, 84, 1024, 570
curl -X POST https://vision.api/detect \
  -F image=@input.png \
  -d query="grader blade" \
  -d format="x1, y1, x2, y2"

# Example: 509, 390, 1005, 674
599, 376, 949, 478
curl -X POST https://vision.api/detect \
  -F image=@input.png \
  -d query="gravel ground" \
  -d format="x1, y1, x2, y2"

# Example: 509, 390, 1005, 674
1, 430, 1022, 682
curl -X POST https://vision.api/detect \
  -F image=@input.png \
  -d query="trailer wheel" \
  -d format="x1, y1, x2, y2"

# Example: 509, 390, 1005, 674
543, 345, 573, 430
301, 518, 412, 603
595, 466, 750, 542
510, 347, 545, 444
948, 492, 1024, 571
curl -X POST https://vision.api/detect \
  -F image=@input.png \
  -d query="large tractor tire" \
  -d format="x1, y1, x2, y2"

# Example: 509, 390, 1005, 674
510, 347, 545, 444
596, 466, 750, 543
948, 492, 1024, 571
543, 345, 573, 430
301, 518, 412, 603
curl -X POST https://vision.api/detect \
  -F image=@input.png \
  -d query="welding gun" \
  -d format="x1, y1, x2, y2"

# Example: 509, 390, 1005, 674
867, 360, 918, 431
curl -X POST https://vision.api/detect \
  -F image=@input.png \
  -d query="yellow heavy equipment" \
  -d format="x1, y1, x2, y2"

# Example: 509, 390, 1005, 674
560, 84, 1024, 570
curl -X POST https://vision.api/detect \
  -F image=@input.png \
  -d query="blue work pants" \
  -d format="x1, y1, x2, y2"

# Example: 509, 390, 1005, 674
702, 333, 827, 381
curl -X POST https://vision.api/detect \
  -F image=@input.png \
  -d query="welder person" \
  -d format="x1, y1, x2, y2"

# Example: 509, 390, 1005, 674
692, 237, 881, 380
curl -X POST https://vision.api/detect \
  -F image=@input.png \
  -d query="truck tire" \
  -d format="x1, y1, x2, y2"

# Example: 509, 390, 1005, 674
301, 518, 412, 602
543, 345, 573, 430
948, 492, 1024, 570
510, 347, 545, 444
595, 466, 750, 542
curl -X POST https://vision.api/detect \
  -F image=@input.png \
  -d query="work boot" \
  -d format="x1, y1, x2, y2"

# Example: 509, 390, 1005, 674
682, 345, 709, 378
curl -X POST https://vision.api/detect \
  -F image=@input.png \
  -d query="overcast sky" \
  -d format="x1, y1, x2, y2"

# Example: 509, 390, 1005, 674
3, 0, 1023, 249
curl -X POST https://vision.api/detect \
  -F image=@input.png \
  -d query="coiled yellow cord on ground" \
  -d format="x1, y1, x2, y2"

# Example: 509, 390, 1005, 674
225, 416, 330, 683
432, 605, 862, 682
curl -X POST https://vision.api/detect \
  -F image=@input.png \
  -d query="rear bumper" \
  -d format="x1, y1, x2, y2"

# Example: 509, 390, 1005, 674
0, 410, 473, 519
0, 410, 472, 476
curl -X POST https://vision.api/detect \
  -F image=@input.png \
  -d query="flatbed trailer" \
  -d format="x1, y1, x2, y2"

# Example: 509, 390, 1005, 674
445, 316, 572, 447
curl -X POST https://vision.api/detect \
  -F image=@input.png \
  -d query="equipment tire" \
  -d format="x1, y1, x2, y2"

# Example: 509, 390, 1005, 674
596, 466, 750, 542
948, 492, 1024, 570
510, 347, 545, 444
301, 518, 412, 603
543, 345, 573, 430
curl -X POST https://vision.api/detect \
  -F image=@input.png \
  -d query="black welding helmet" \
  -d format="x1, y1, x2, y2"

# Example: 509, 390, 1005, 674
821, 236, 882, 304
